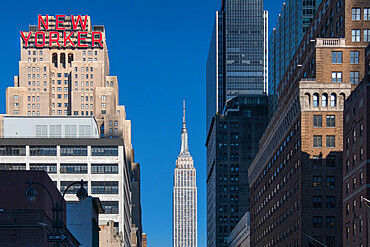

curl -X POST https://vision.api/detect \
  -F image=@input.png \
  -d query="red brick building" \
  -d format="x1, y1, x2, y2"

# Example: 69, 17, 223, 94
248, 0, 370, 246
0, 170, 79, 246
342, 44, 370, 247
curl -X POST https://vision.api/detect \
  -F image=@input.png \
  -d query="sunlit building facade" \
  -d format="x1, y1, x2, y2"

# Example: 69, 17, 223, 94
173, 102, 197, 247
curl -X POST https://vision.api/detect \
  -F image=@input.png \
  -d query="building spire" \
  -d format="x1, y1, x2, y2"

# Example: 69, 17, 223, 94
183, 100, 186, 128
180, 100, 190, 156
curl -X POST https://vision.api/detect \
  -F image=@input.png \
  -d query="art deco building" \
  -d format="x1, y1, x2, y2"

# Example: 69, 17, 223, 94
5, 15, 132, 147
248, 0, 370, 246
173, 101, 197, 247
0, 15, 140, 247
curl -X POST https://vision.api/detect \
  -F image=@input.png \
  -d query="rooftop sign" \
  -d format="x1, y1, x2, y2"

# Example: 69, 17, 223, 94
20, 15, 104, 48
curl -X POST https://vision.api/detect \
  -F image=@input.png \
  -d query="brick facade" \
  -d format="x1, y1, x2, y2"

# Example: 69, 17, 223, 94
0, 170, 79, 247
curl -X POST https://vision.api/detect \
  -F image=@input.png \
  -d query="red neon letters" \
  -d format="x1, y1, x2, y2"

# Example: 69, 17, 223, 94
20, 15, 104, 48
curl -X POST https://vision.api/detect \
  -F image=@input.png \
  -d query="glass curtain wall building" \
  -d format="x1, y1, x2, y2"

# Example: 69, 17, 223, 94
206, 0, 266, 132
268, 0, 322, 119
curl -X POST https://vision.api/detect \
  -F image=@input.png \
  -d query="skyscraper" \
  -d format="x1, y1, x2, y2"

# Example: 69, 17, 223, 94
268, 0, 322, 119
5, 15, 132, 145
206, 95, 268, 247
206, 1, 269, 246
173, 101, 197, 247
206, 0, 267, 131
2, 15, 140, 247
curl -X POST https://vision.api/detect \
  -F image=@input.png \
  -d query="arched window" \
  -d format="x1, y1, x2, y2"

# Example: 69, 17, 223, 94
313, 94, 319, 107
330, 94, 336, 107
322, 94, 328, 107
305, 93, 311, 108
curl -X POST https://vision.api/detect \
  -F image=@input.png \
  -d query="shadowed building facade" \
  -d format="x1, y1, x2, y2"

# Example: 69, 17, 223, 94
206, 95, 268, 247
248, 0, 370, 246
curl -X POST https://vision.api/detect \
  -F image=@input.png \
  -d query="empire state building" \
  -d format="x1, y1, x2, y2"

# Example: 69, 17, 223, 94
173, 101, 197, 247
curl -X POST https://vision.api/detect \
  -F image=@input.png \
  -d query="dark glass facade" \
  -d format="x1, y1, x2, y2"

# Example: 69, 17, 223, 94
206, 95, 268, 247
268, 0, 322, 119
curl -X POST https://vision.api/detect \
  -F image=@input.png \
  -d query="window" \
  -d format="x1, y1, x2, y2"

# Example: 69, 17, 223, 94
364, 30, 370, 42
29, 146, 57, 156
350, 71, 360, 83
326, 176, 335, 188
313, 135, 322, 147
313, 196, 322, 208
91, 146, 118, 156
0, 163, 25, 171
313, 156, 323, 167
101, 103, 106, 108
332, 72, 342, 82
27, 164, 56, 176
352, 29, 361, 42
60, 163, 88, 174
313, 94, 319, 107
350, 51, 360, 64
353, 177, 357, 190
0, 146, 26, 156
101, 201, 119, 214
91, 181, 118, 194
330, 95, 336, 107
60, 146, 88, 156
326, 155, 336, 167
91, 164, 119, 174
60, 181, 88, 194
313, 216, 322, 228
326, 196, 336, 208
13, 95, 18, 100
322, 95, 327, 107
313, 176, 322, 187
331, 51, 342, 63
326, 135, 335, 147
326, 217, 335, 228
114, 121, 118, 126
353, 154, 357, 166
365, 8, 370, 20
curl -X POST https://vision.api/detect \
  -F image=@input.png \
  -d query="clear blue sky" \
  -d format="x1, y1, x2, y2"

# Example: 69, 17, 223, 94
0, 0, 284, 246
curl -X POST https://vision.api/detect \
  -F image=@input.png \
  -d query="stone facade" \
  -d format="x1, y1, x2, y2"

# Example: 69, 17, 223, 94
4, 15, 133, 150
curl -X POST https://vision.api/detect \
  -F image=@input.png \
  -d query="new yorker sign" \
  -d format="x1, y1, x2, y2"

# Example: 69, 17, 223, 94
20, 15, 104, 48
